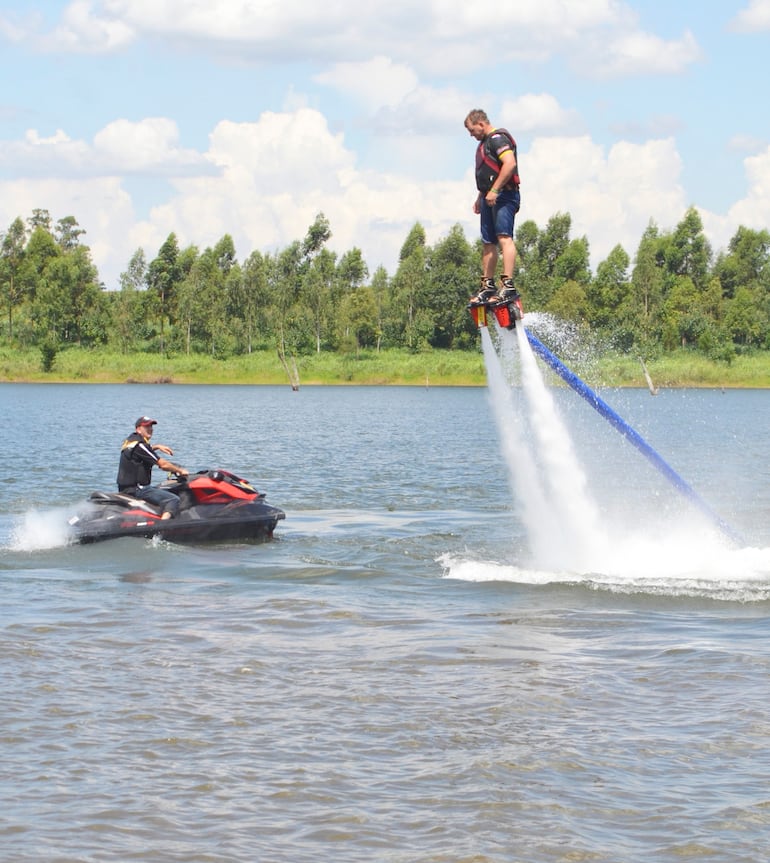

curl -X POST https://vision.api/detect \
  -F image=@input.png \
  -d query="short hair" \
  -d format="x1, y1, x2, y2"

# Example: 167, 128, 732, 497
464, 108, 489, 126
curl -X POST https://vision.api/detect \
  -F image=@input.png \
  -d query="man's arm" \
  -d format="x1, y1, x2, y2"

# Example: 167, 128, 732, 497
157, 455, 188, 476
485, 151, 517, 206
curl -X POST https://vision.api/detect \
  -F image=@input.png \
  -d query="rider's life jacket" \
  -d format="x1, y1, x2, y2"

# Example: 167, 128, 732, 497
475, 128, 520, 192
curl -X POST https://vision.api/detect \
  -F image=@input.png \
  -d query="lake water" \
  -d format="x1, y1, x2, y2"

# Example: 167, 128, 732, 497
2, 322, 770, 863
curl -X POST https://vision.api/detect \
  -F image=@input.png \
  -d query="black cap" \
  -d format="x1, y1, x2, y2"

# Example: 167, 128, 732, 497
135, 416, 157, 428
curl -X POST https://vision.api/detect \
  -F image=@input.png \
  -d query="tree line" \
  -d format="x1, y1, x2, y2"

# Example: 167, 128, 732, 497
1, 205, 769, 365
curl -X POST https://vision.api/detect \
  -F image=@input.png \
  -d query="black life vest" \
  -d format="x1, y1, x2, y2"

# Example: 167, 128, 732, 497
475, 128, 520, 192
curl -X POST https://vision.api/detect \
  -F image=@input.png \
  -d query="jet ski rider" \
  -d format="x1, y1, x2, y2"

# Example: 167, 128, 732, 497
117, 416, 189, 520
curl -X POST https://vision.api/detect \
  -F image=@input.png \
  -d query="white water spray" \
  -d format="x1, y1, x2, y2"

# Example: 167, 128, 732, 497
481, 320, 610, 571
9, 508, 75, 551
443, 314, 770, 598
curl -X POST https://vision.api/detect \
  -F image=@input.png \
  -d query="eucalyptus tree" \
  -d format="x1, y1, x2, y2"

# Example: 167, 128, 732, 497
660, 275, 706, 350
147, 233, 182, 353
511, 218, 539, 294
270, 241, 309, 356
174, 247, 208, 354
724, 285, 768, 348
368, 265, 390, 351
304, 246, 337, 352
207, 236, 239, 356
113, 248, 149, 353
33, 244, 106, 345
298, 214, 336, 353
24, 223, 61, 284
514, 213, 574, 308
28, 208, 53, 233
54, 215, 86, 251
664, 206, 712, 291
629, 222, 667, 352
214, 233, 237, 275
713, 226, 770, 299
545, 280, 590, 326
337, 247, 368, 290
232, 250, 271, 353
586, 244, 631, 334
0, 216, 28, 339
387, 223, 429, 349
426, 224, 477, 348
334, 247, 372, 351
337, 285, 379, 352
174, 243, 232, 356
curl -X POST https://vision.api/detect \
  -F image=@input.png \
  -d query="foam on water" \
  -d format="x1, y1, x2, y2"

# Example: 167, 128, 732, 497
443, 316, 770, 600
8, 508, 76, 551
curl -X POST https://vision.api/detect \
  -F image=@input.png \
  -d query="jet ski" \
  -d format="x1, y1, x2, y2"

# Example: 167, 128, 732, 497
68, 469, 285, 544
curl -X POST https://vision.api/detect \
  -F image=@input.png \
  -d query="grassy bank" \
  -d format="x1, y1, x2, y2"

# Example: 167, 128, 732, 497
0, 346, 487, 386
2, 345, 770, 388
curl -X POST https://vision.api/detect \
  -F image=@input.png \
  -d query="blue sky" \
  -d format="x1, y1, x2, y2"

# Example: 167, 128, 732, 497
2, 0, 770, 289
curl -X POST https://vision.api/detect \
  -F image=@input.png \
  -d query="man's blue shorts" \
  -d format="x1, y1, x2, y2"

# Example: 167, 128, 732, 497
480, 188, 521, 244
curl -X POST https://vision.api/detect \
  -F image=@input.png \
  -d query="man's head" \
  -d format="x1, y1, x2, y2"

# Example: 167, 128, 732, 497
464, 108, 491, 141
135, 416, 157, 436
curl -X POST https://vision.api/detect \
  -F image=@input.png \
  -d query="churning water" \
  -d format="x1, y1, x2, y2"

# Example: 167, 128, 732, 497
1, 340, 769, 862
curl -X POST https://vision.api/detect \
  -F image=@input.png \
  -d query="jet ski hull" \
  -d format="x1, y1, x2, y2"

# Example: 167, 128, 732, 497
69, 469, 285, 545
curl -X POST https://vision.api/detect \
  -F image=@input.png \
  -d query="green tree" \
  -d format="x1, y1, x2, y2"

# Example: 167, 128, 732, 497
664, 206, 712, 290
546, 280, 589, 324
338, 286, 379, 352
296, 215, 340, 353
713, 226, 770, 299
33, 245, 105, 345
660, 275, 711, 350
174, 249, 208, 354
113, 249, 149, 353
55, 215, 86, 251
724, 285, 768, 347
304, 247, 337, 353
515, 213, 573, 308
28, 208, 52, 233
628, 222, 666, 352
388, 224, 429, 350
231, 250, 271, 353
0, 216, 28, 338
369, 265, 390, 352
214, 234, 237, 274
426, 224, 477, 348
587, 244, 631, 332
147, 233, 182, 353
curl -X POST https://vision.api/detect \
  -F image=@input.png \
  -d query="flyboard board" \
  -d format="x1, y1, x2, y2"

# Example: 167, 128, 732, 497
467, 291, 523, 330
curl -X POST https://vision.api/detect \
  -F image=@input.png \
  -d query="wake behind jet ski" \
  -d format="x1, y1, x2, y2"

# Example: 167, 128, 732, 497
69, 469, 285, 544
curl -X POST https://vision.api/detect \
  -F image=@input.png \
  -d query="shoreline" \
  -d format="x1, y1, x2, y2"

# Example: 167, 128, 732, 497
2, 346, 770, 389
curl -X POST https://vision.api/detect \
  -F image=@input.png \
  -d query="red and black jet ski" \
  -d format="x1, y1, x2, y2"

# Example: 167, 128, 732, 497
467, 289, 524, 330
69, 469, 285, 544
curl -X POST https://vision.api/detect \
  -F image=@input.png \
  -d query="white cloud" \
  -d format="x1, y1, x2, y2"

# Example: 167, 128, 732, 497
724, 146, 770, 224
0, 118, 210, 177
521, 136, 687, 263
5, 0, 702, 82
315, 57, 419, 111
34, 0, 134, 52
577, 28, 702, 78
500, 94, 582, 135
730, 0, 770, 32
92, 118, 210, 174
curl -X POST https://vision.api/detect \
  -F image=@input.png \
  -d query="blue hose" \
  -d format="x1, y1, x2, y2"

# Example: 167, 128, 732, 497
525, 330, 742, 545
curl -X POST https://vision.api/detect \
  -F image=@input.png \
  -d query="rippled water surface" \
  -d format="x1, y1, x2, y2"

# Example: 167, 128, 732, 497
2, 369, 769, 862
